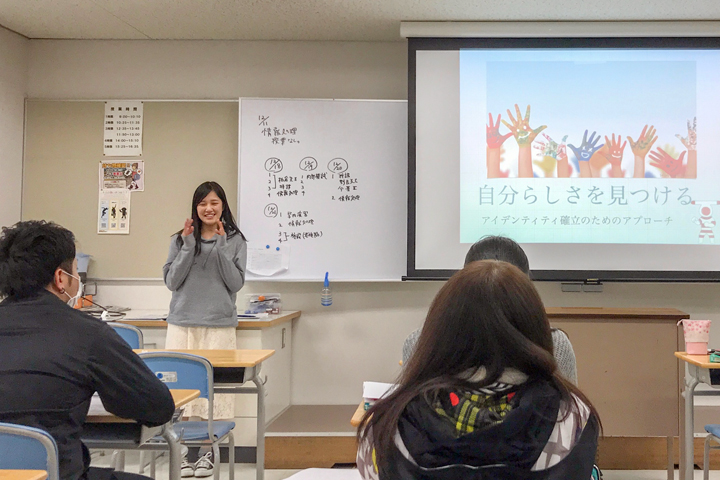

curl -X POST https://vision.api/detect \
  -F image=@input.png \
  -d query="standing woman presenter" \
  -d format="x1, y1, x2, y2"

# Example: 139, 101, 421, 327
163, 181, 247, 476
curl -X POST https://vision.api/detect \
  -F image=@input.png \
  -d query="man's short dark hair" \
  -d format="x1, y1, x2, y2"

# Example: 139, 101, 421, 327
0, 221, 76, 298
464, 235, 530, 276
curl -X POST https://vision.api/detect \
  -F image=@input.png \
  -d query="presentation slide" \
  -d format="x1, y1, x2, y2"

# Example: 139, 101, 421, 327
460, 49, 719, 246
412, 44, 720, 278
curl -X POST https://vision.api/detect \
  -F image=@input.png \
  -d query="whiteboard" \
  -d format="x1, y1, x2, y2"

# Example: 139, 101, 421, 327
238, 98, 407, 281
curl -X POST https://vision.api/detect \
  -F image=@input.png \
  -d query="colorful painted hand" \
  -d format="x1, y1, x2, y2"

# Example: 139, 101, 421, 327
534, 133, 568, 160
649, 147, 687, 178
627, 125, 658, 158
533, 155, 557, 177
533, 133, 569, 177
603, 133, 627, 167
501, 104, 547, 147
486, 113, 513, 149
568, 130, 604, 162
676, 117, 697, 151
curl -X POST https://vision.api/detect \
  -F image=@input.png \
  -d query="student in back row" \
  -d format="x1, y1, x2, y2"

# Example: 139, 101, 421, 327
0, 220, 175, 480
402, 235, 578, 385
358, 260, 599, 479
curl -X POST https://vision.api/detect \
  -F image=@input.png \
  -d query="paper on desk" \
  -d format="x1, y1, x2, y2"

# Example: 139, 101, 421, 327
363, 382, 396, 400
247, 243, 290, 276
88, 394, 111, 417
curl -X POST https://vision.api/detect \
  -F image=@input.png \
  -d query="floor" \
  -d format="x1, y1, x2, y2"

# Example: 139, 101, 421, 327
91, 450, 720, 479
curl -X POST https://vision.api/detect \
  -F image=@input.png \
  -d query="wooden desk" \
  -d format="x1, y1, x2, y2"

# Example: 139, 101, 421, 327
135, 349, 274, 368
125, 315, 298, 431
133, 349, 274, 480
675, 352, 720, 480
675, 352, 715, 369
0, 471, 47, 480
119, 311, 301, 329
86, 389, 200, 423
350, 403, 365, 428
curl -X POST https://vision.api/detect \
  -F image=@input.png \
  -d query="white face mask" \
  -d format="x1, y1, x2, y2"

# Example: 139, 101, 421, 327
61, 270, 84, 307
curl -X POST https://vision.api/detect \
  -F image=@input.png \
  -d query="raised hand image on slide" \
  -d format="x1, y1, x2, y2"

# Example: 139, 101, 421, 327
486, 113, 513, 149
568, 130, 604, 178
589, 144, 610, 178
601, 134, 627, 178
501, 104, 546, 178
486, 113, 513, 178
628, 125, 658, 178
676, 117, 697, 178
649, 147, 687, 179
533, 133, 568, 177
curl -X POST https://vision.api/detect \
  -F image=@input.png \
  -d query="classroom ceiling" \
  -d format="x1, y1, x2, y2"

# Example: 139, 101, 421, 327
1, 0, 719, 41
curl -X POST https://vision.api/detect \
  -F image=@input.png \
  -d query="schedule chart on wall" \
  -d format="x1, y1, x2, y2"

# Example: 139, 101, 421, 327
104, 101, 143, 156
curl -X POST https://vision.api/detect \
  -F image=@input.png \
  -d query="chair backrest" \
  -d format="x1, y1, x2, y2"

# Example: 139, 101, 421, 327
138, 352, 215, 437
109, 322, 144, 349
0, 423, 60, 480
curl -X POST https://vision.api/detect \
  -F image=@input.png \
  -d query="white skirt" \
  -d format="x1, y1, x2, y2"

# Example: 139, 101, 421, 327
165, 324, 236, 420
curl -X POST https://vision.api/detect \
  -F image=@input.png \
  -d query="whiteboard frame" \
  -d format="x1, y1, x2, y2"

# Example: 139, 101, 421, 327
238, 97, 408, 282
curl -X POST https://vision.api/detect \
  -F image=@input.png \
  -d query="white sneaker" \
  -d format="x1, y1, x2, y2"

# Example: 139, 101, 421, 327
193, 452, 214, 478
180, 454, 195, 478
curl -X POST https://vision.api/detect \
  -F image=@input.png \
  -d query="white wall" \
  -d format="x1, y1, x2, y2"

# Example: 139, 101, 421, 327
0, 26, 27, 228
27, 39, 720, 405
27, 40, 407, 100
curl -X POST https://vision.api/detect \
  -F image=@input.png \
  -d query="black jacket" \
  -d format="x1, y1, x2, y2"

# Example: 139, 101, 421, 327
376, 380, 599, 480
0, 290, 175, 480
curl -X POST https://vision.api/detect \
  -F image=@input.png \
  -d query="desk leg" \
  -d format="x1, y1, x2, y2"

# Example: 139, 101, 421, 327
252, 366, 265, 480
668, 436, 674, 480
683, 368, 700, 480
162, 422, 182, 480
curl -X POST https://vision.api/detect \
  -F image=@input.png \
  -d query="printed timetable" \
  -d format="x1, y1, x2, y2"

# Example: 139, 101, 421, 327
104, 101, 143, 156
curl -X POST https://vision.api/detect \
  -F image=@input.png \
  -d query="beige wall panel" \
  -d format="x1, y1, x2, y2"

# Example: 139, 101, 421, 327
23, 100, 238, 278
553, 319, 680, 437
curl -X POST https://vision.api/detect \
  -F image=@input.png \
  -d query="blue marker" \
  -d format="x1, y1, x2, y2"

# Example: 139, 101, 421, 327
266, 245, 270, 249
276, 247, 280, 251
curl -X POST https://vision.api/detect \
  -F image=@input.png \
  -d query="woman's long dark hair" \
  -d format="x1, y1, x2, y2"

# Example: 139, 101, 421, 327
175, 181, 246, 256
357, 260, 600, 472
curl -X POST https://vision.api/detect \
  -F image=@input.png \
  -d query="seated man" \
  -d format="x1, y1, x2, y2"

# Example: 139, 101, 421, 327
402, 235, 578, 385
0, 220, 176, 480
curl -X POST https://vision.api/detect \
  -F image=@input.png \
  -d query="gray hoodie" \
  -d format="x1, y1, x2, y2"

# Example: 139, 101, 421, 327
163, 232, 247, 327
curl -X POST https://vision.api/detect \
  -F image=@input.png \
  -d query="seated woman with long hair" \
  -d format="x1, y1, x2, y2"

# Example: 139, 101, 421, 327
357, 261, 600, 480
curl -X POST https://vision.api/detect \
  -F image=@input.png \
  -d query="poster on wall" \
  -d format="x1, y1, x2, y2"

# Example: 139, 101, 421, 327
99, 161, 144, 191
98, 191, 131, 234
103, 101, 143, 156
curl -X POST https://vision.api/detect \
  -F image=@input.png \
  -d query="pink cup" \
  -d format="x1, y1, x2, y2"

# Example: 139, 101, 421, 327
681, 320, 711, 355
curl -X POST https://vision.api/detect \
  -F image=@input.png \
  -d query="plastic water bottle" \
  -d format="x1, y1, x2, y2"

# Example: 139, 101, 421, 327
321, 272, 332, 306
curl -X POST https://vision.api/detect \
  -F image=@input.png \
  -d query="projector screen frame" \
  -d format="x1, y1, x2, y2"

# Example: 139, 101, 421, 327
406, 36, 720, 282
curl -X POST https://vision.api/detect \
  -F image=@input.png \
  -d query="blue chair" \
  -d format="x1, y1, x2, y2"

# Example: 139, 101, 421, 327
139, 352, 235, 480
108, 322, 144, 349
704, 424, 720, 479
0, 422, 60, 480
105, 322, 145, 472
